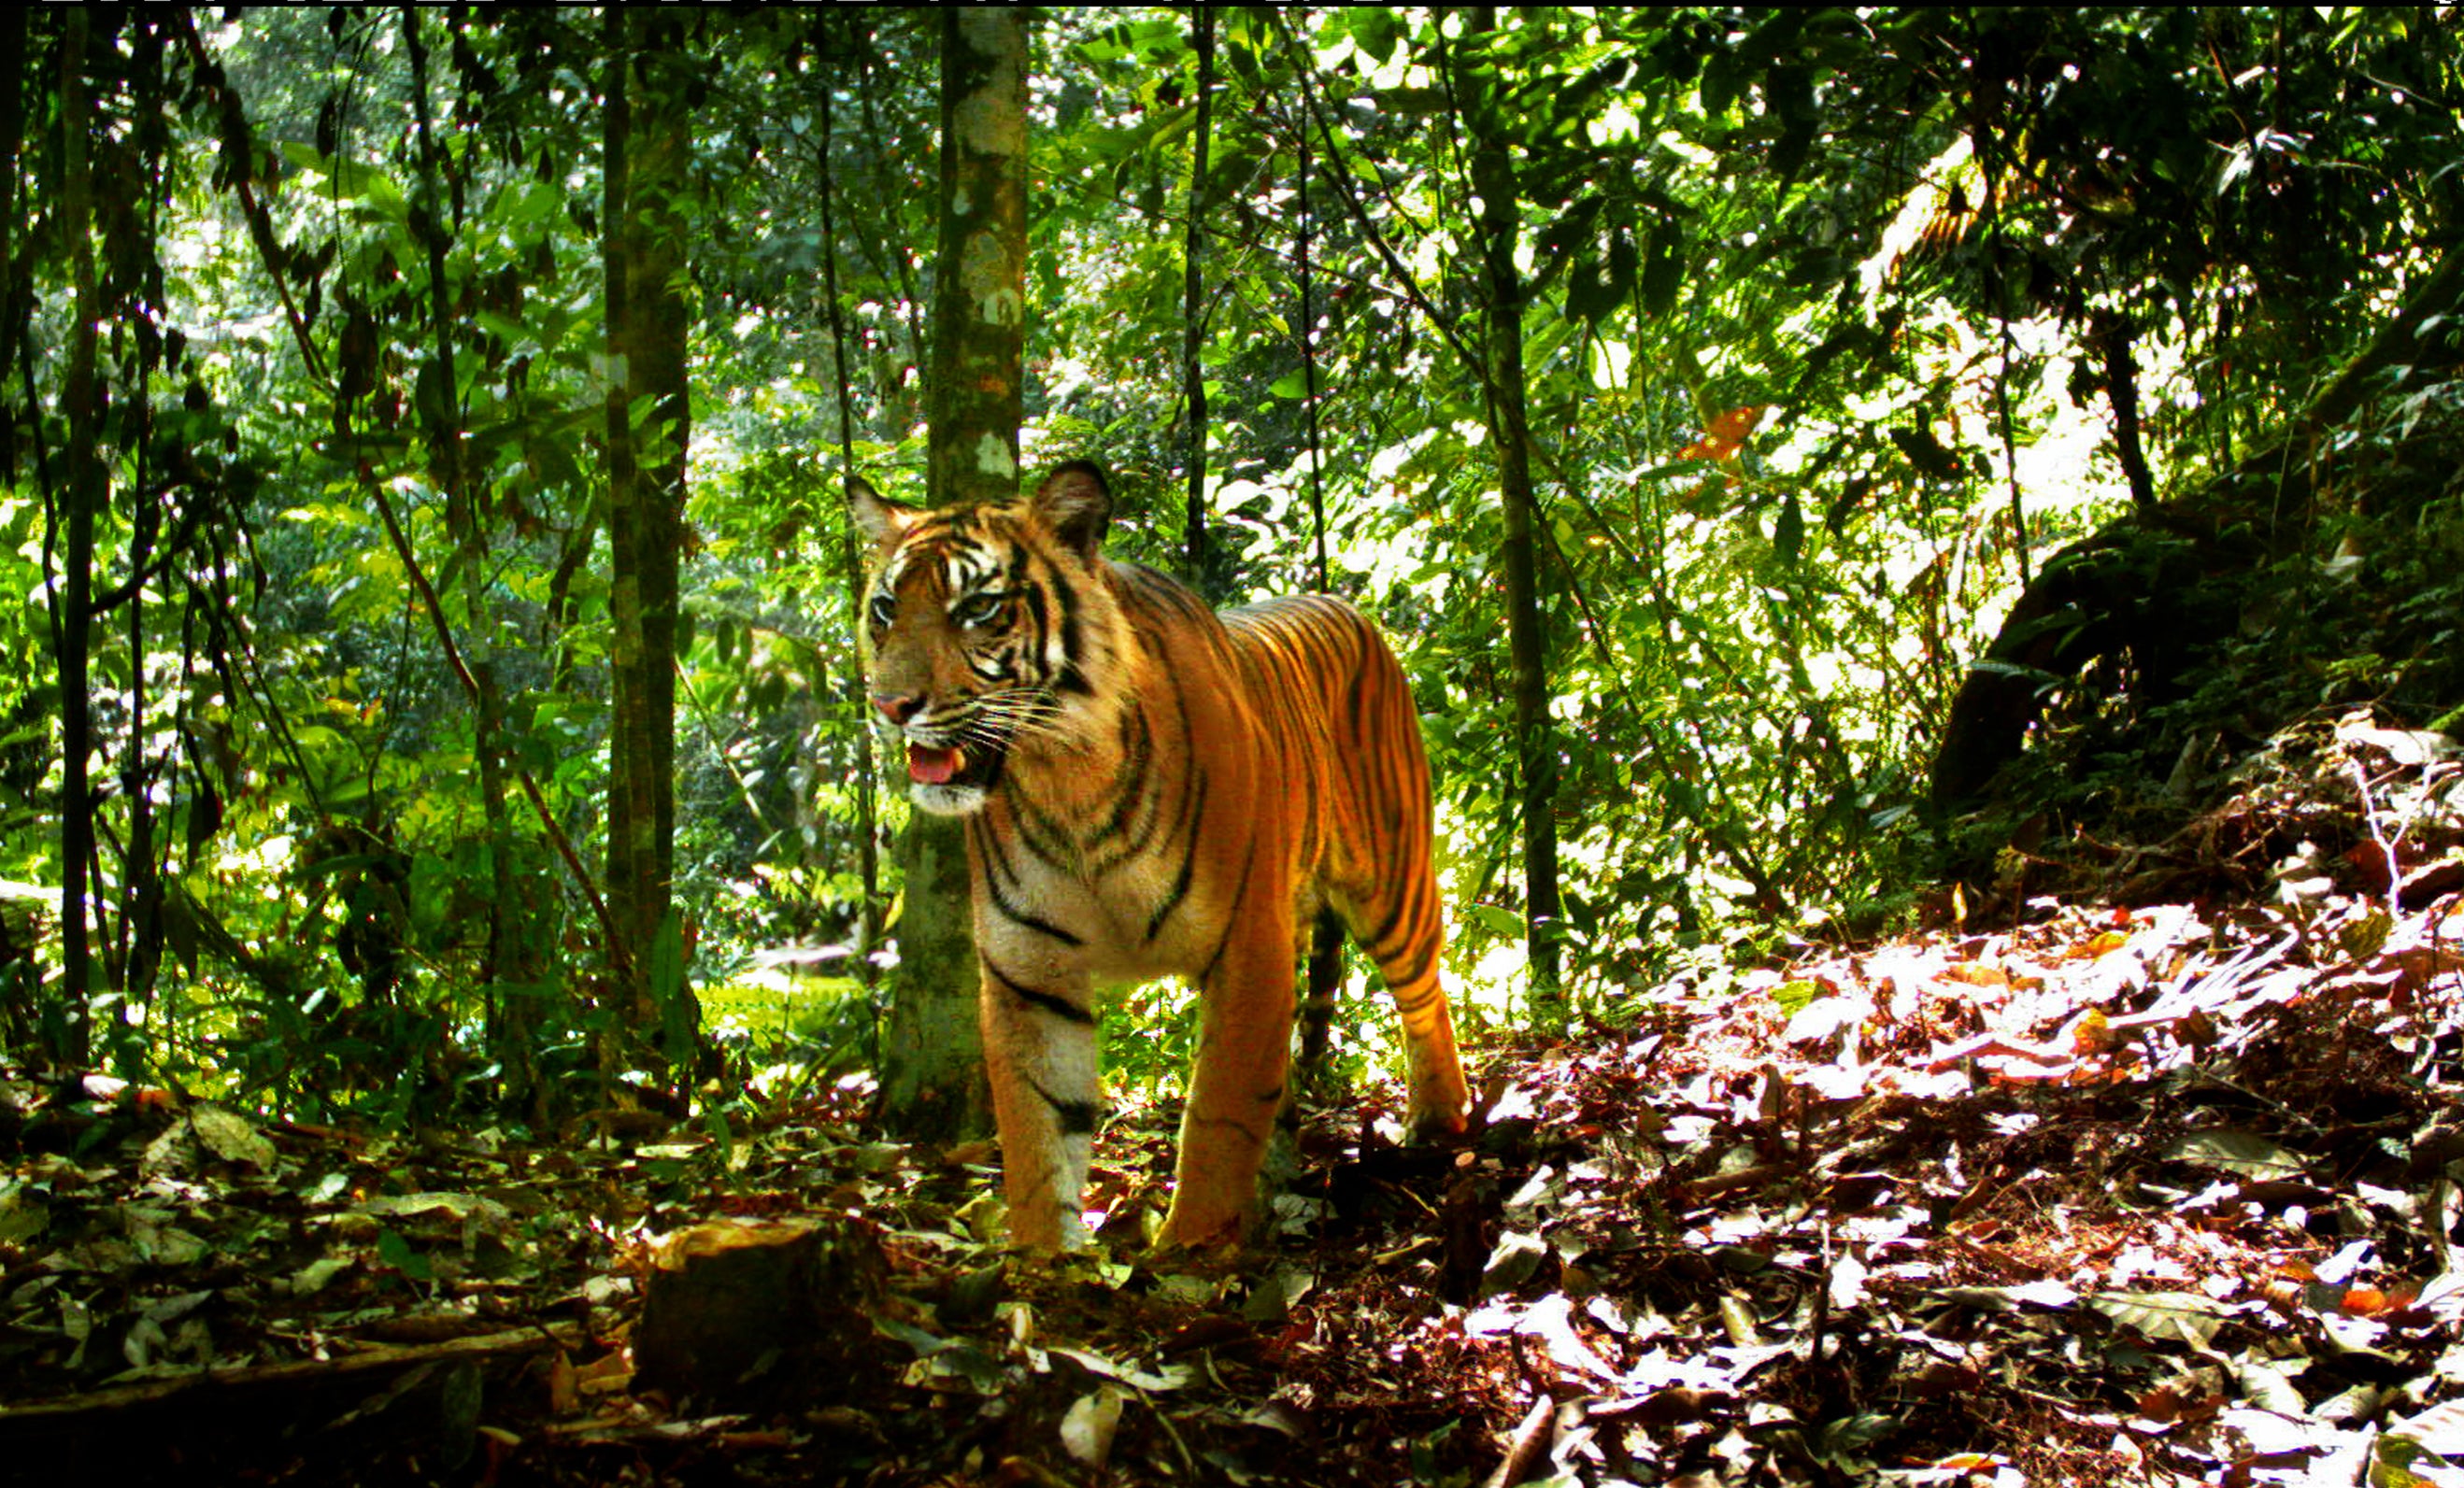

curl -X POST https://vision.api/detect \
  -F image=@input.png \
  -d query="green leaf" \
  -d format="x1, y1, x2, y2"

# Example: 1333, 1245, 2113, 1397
1773, 493, 1803, 563
1348, 7, 1403, 64
651, 906, 694, 1058
1936, 1280, 2077, 1311
1699, 45, 1741, 116
1563, 229, 1638, 328
1767, 979, 1828, 1015
2386, 1398, 2464, 1464
376, 1227, 433, 1283
1640, 226, 1684, 315
2084, 1291, 2236, 1349
1464, 903, 1526, 939
2158, 1129, 2306, 1181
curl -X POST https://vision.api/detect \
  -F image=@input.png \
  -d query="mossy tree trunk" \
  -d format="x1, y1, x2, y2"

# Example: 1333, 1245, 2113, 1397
604, 7, 701, 1079
1464, 7, 1563, 1009
877, 9, 1029, 1142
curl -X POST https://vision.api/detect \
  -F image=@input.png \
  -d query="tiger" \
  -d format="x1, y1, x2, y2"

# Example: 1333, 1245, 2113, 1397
849, 461, 1471, 1250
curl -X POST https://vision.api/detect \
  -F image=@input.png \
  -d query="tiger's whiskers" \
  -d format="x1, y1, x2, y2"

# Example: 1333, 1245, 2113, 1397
968, 688, 1099, 754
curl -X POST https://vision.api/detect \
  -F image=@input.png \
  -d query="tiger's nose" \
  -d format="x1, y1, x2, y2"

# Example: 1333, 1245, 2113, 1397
872, 692, 924, 726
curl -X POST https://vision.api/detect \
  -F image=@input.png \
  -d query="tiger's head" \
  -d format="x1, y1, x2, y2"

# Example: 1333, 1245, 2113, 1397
847, 461, 1123, 815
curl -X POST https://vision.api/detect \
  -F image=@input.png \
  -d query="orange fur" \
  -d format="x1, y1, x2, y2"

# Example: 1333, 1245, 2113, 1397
852, 462, 1468, 1248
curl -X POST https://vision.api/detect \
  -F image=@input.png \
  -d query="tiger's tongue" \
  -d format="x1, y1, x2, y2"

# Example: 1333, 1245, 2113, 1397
907, 744, 964, 786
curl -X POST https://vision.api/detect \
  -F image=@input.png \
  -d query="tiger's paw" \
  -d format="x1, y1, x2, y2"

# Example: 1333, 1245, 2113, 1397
1403, 1045, 1474, 1141
1149, 1198, 1252, 1254
1405, 1083, 1474, 1142
998, 1199, 1092, 1254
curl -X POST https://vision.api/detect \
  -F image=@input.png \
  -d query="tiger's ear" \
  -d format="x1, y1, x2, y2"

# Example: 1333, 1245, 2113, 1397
847, 475, 914, 547
1030, 461, 1112, 559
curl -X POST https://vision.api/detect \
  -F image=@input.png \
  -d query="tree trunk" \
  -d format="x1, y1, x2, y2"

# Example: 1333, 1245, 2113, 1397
924, 10, 1028, 510
1295, 121, 1330, 592
405, 7, 553, 1104
2094, 310, 2156, 512
877, 8, 1029, 1142
54, 8, 99, 1064
1180, 5, 1216, 595
0, 10, 28, 1059
116, 21, 170, 1013
1463, 7, 1563, 1006
812, 18, 884, 983
603, 8, 700, 1075
854, 36, 930, 439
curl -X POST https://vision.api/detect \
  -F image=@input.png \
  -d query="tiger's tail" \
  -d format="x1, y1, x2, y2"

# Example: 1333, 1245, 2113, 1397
1296, 909, 1345, 1083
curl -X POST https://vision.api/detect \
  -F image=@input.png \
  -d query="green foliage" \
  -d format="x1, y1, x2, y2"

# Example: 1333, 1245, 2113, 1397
1032, 4, 2463, 1002
5, 7, 2457, 1126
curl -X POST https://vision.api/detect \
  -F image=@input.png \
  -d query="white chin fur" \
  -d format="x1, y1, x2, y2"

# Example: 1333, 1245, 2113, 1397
910, 782, 989, 816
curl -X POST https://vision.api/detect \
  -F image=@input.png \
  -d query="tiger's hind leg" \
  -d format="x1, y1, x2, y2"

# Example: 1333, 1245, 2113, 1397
1155, 908, 1299, 1249
1339, 884, 1470, 1140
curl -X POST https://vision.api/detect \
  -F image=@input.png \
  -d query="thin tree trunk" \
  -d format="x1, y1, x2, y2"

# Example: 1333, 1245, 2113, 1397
2093, 310, 2156, 512
879, 8, 1030, 1142
1966, 42, 2033, 586
602, 7, 700, 1073
1296, 119, 1329, 592
601, 9, 638, 1039
55, 8, 99, 1064
0, 8, 29, 1060
1180, 5, 1215, 593
855, 34, 930, 434
1463, 7, 1562, 1006
814, 17, 883, 978
407, 6, 539, 1099
118, 21, 170, 1010
0, 9, 22, 405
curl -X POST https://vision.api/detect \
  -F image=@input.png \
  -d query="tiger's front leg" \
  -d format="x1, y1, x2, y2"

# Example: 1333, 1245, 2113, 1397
1154, 914, 1298, 1249
977, 956, 1100, 1250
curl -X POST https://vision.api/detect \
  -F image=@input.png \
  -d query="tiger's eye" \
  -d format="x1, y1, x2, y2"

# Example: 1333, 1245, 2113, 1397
954, 591, 1006, 629
869, 593, 897, 629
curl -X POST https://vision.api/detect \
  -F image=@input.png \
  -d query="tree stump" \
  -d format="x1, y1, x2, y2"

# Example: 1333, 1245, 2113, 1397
631, 1214, 888, 1407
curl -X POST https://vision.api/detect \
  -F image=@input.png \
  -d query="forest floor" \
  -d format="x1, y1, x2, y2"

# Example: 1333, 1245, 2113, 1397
2, 711, 2461, 1486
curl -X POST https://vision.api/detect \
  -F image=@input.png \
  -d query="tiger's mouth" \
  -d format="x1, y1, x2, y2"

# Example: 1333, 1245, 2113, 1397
904, 733, 1008, 809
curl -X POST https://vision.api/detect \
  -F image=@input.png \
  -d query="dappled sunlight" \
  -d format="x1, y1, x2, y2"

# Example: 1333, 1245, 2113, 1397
8, 5, 2462, 1481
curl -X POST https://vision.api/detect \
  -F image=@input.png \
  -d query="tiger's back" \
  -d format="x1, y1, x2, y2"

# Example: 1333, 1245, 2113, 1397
852, 462, 1468, 1249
